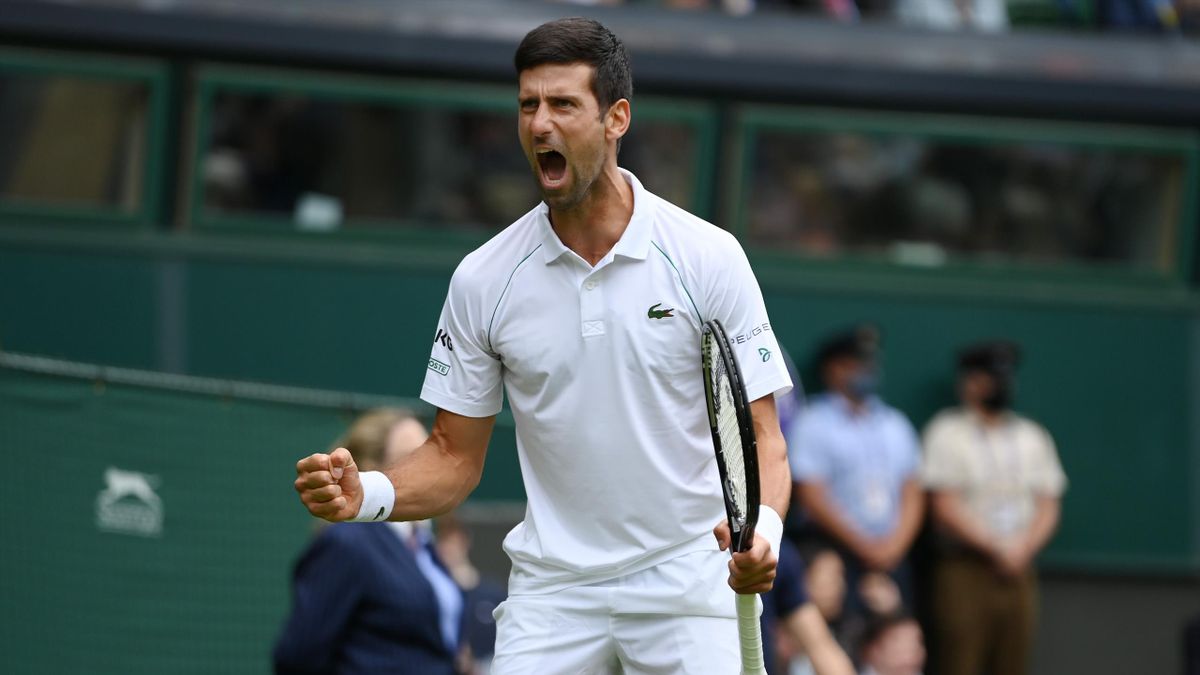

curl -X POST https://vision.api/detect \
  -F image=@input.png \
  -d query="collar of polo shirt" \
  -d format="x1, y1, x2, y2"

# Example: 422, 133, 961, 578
537, 168, 654, 265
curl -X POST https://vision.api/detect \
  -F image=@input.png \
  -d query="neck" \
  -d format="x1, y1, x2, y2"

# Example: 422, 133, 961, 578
548, 163, 633, 267
838, 391, 868, 413
969, 403, 1004, 426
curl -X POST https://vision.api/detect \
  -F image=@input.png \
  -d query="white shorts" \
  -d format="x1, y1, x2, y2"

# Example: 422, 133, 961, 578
491, 548, 757, 674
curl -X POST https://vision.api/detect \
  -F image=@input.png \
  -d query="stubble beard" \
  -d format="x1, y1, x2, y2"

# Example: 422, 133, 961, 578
537, 147, 606, 214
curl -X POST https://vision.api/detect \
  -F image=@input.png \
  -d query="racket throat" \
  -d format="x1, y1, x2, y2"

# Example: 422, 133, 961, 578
732, 522, 757, 553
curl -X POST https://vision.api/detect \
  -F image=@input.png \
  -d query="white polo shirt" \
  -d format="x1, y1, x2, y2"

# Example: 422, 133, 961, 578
421, 169, 791, 595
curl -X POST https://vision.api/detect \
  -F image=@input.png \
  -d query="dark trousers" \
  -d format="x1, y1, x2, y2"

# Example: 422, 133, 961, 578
932, 554, 1037, 675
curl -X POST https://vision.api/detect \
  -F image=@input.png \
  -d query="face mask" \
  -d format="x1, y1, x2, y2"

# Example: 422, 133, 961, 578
848, 370, 879, 399
982, 377, 1014, 411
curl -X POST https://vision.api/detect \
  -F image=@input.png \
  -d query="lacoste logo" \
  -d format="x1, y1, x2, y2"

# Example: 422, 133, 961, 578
758, 348, 772, 362
647, 303, 674, 320
428, 358, 450, 376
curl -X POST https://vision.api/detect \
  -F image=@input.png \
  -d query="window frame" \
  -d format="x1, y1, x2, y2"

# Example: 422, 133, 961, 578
187, 65, 719, 245
0, 49, 169, 230
728, 104, 1200, 291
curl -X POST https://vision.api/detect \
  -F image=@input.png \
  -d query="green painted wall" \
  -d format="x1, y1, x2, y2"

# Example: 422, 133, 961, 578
0, 237, 1197, 572
0, 367, 334, 674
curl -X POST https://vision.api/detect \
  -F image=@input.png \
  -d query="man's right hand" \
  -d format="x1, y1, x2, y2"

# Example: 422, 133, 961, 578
295, 448, 363, 521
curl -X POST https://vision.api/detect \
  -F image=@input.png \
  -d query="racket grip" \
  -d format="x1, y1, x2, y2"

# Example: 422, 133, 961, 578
735, 592, 767, 675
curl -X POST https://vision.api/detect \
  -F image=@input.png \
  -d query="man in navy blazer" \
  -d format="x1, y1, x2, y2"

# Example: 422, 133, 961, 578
274, 410, 465, 675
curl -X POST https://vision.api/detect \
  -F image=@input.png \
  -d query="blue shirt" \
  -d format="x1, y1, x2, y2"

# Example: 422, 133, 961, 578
788, 393, 920, 538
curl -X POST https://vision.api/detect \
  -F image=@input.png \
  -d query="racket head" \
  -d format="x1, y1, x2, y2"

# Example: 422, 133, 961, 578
701, 319, 760, 554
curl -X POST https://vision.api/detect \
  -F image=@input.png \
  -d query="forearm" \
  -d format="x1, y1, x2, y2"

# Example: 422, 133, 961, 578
383, 410, 493, 521
751, 395, 790, 515
383, 441, 480, 521
1021, 495, 1061, 556
888, 479, 925, 553
797, 482, 871, 554
759, 431, 790, 517
931, 491, 996, 556
786, 605, 855, 675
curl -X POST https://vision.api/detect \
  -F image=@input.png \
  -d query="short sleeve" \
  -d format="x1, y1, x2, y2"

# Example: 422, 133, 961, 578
419, 265, 504, 418
787, 412, 832, 483
704, 233, 791, 403
920, 414, 967, 490
1029, 423, 1068, 497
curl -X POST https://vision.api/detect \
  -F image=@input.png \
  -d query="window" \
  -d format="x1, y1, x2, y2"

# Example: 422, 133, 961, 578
0, 51, 165, 226
193, 69, 716, 235
737, 108, 1198, 276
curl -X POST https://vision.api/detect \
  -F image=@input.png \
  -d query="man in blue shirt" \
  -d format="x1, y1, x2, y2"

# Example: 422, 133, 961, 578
788, 325, 924, 614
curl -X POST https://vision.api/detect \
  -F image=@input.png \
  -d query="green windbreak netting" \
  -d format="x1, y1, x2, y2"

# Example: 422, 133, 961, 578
0, 355, 424, 674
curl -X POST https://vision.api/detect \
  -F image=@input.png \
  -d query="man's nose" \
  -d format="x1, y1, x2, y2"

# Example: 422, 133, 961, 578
529, 102, 553, 136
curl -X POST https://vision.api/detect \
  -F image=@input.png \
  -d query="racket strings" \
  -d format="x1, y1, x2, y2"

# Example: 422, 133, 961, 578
712, 356, 749, 525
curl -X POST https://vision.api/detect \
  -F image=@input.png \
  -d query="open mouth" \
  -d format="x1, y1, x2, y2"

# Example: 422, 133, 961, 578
536, 149, 567, 186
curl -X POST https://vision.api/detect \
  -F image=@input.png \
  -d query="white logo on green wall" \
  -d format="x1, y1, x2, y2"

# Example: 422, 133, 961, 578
96, 467, 163, 537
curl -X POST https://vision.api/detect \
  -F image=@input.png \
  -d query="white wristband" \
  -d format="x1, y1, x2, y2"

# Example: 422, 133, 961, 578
757, 505, 784, 557
351, 471, 394, 522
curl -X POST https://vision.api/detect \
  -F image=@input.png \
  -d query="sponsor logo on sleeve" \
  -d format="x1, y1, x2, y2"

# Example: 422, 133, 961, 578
428, 358, 451, 376
433, 328, 454, 351
758, 347, 772, 362
731, 322, 772, 344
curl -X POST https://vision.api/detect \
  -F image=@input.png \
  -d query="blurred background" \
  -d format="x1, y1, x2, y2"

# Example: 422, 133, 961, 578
0, 0, 1197, 673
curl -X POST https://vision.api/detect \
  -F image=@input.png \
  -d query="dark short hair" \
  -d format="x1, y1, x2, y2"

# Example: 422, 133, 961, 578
514, 17, 633, 113
957, 340, 1021, 377
859, 612, 919, 656
816, 323, 881, 369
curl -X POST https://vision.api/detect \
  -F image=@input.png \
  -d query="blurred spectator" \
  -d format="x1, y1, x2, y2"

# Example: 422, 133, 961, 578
789, 325, 924, 618
779, 546, 857, 675
274, 409, 465, 675
858, 613, 926, 675
921, 342, 1067, 675
1096, 0, 1180, 29
894, 0, 1010, 31
761, 538, 857, 675
435, 514, 508, 675
1181, 0, 1200, 29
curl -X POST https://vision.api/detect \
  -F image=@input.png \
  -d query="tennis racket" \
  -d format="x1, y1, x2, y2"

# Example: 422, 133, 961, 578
701, 319, 766, 675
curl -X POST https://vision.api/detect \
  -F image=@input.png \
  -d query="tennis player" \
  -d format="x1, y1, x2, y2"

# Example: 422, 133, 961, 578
295, 18, 793, 673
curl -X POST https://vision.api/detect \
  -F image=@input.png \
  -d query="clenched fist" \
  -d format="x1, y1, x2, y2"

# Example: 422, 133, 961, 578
295, 448, 363, 521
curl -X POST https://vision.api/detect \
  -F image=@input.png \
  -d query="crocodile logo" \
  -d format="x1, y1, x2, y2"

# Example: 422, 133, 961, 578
647, 303, 675, 320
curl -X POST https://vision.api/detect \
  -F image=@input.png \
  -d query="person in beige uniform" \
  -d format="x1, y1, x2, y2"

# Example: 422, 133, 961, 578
921, 342, 1067, 675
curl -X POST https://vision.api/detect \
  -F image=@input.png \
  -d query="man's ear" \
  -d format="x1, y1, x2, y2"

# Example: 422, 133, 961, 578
605, 98, 631, 142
